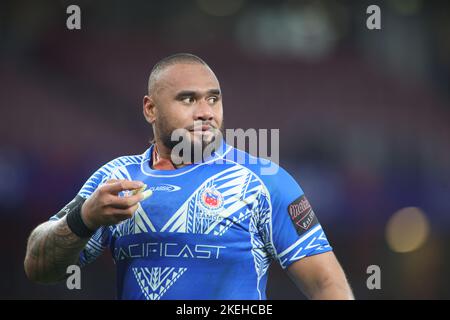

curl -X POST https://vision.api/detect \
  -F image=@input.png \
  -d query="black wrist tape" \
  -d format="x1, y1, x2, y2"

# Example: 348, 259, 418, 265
63, 195, 96, 238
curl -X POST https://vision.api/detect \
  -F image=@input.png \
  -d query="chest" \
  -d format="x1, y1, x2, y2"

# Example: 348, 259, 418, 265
110, 166, 268, 262
130, 166, 265, 235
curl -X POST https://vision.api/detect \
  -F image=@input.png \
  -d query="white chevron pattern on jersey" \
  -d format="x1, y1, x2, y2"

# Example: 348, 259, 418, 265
132, 267, 187, 300
160, 165, 267, 235
110, 165, 133, 181
278, 225, 330, 268
249, 192, 276, 299
133, 203, 157, 233
107, 162, 274, 239
78, 155, 143, 199
111, 202, 157, 237
79, 227, 111, 266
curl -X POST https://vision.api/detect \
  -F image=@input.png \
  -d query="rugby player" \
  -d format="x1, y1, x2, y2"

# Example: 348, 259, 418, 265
24, 53, 353, 300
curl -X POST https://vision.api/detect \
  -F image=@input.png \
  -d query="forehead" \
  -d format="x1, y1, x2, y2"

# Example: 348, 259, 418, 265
157, 63, 220, 93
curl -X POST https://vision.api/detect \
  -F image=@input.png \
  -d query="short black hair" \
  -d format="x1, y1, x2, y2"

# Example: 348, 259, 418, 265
147, 53, 209, 94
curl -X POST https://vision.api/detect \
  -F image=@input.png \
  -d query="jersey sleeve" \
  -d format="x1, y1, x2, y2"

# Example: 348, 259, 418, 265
49, 158, 121, 267
259, 165, 333, 269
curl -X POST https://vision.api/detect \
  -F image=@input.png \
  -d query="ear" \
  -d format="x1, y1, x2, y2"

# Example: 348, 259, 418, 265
143, 95, 156, 124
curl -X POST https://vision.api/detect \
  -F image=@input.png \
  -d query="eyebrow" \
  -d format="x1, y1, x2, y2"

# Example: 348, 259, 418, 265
174, 89, 221, 99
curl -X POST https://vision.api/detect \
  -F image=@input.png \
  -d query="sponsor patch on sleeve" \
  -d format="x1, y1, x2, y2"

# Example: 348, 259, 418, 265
287, 195, 319, 236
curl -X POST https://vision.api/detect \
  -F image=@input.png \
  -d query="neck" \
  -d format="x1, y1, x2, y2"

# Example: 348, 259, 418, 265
153, 141, 172, 161
152, 141, 189, 170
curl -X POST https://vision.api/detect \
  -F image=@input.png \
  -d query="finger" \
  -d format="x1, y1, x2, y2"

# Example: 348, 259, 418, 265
103, 180, 145, 195
110, 203, 140, 220
108, 189, 153, 209
105, 179, 120, 184
132, 184, 147, 195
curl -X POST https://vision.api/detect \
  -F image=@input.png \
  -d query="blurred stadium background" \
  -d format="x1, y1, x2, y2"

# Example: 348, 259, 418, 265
1, 0, 449, 299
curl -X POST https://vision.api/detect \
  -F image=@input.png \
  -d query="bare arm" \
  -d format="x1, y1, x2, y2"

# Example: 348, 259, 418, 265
24, 217, 89, 284
24, 179, 152, 284
287, 251, 354, 300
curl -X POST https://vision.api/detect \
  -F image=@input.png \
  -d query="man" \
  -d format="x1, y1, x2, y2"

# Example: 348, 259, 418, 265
24, 53, 354, 300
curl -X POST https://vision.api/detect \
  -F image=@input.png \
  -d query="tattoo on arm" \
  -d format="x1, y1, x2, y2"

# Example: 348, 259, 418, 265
25, 217, 89, 283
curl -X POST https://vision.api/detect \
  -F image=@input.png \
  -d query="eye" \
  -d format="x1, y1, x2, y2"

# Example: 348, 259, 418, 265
181, 96, 195, 105
207, 96, 218, 105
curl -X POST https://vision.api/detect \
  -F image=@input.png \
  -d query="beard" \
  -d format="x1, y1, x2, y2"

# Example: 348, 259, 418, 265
155, 118, 224, 164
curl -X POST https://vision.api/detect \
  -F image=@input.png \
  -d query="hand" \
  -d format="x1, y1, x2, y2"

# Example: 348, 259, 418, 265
80, 179, 152, 230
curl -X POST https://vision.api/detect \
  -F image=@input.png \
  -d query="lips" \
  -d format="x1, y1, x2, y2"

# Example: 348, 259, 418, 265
188, 124, 214, 132
190, 129, 213, 135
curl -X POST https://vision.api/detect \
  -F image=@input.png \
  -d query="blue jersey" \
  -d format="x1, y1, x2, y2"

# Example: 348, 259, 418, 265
51, 140, 332, 300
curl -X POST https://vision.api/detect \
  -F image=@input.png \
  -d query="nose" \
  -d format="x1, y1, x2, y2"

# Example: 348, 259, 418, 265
193, 99, 214, 122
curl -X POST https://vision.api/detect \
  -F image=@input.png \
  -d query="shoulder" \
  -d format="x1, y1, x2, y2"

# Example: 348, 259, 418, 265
88, 153, 145, 179
103, 153, 146, 170
218, 145, 304, 199
78, 150, 148, 198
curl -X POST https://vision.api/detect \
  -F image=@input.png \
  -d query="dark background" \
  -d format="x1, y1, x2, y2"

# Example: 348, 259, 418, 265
1, 0, 449, 299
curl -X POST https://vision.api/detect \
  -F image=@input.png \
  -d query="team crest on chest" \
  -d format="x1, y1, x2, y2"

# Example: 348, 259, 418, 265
199, 187, 224, 212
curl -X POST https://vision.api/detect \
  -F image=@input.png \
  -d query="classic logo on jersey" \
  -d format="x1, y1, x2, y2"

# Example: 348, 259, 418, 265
199, 187, 224, 212
149, 184, 181, 192
287, 195, 319, 236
